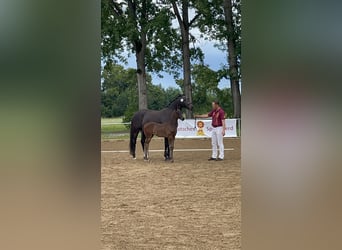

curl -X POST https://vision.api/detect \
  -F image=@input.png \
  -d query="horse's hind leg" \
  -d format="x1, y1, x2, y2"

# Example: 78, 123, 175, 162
130, 127, 140, 159
164, 137, 170, 160
141, 131, 146, 152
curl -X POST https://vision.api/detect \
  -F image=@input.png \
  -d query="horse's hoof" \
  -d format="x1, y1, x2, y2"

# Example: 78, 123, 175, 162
170, 159, 174, 163
133, 157, 136, 160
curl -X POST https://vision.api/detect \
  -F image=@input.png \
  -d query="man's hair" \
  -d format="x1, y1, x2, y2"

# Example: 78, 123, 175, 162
213, 100, 220, 105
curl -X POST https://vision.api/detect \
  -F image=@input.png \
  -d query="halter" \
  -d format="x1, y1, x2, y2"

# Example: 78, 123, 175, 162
167, 95, 187, 109
167, 94, 183, 107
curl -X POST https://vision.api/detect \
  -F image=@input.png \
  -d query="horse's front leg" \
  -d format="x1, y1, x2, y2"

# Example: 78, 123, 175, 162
143, 142, 148, 160
169, 136, 175, 163
144, 137, 151, 161
164, 137, 170, 160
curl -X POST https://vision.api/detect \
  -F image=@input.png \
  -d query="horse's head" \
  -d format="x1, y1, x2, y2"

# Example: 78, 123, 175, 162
170, 95, 193, 111
176, 109, 185, 121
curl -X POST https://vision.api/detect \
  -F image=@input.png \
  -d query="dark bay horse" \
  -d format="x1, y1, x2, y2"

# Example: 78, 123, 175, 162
143, 110, 184, 162
129, 95, 192, 159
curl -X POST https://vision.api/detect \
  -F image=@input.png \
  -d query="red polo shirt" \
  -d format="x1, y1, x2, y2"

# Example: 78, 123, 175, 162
208, 108, 225, 127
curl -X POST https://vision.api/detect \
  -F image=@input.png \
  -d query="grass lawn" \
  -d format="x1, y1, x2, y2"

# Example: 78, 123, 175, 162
101, 117, 130, 139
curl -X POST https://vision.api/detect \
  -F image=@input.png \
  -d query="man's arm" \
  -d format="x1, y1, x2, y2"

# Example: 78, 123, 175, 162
195, 114, 209, 118
222, 119, 226, 136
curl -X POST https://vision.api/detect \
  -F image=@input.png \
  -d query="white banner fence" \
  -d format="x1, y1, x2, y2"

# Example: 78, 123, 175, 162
176, 119, 239, 138
101, 119, 241, 138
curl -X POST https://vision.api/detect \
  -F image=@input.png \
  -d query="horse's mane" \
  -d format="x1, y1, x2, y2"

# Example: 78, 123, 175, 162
167, 94, 184, 108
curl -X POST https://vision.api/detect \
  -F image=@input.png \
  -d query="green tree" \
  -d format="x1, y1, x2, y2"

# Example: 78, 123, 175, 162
191, 64, 233, 116
169, 0, 202, 118
101, 64, 138, 118
196, 0, 241, 118
164, 87, 182, 104
123, 81, 182, 123
223, 0, 241, 118
155, 0, 205, 118
216, 88, 233, 118
101, 62, 183, 124
192, 64, 218, 113
102, 0, 181, 110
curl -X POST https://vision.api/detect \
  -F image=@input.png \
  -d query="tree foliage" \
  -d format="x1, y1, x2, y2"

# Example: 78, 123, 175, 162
159, 0, 205, 118
195, 0, 241, 64
102, 0, 184, 109
101, 64, 137, 117
191, 64, 233, 116
101, 0, 182, 76
195, 0, 241, 117
101, 63, 182, 121
101, 0, 241, 118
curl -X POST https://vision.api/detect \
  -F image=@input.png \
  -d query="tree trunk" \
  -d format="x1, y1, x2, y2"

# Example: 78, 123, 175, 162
183, 39, 193, 118
223, 0, 241, 118
128, 0, 148, 110
136, 33, 148, 110
172, 0, 193, 118
182, 1, 193, 118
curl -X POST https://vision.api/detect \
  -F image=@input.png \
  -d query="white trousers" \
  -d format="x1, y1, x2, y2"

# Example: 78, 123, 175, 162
211, 126, 224, 159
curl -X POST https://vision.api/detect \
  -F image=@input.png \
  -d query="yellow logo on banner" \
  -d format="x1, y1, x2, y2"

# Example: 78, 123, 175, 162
196, 120, 205, 136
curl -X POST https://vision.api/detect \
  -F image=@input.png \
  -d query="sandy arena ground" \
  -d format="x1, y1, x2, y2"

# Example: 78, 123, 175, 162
101, 138, 241, 249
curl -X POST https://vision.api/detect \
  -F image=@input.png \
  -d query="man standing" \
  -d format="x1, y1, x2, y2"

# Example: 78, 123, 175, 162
195, 101, 226, 161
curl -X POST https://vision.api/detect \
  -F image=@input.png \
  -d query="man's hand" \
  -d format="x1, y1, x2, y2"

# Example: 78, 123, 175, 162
222, 120, 226, 136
